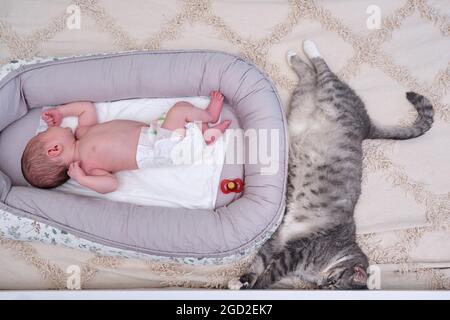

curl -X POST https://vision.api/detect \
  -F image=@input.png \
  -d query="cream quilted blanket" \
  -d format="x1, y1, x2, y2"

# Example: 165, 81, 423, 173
0, 0, 449, 290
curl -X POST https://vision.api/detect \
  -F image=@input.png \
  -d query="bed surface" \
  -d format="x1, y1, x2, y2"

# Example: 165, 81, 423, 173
0, 0, 449, 289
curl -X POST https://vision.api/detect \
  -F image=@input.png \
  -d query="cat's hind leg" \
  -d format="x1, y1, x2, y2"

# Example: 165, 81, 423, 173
286, 49, 317, 119
303, 40, 322, 59
286, 49, 316, 83
303, 40, 337, 87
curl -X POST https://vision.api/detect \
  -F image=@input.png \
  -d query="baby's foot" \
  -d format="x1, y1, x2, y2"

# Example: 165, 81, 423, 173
206, 90, 224, 123
204, 120, 231, 145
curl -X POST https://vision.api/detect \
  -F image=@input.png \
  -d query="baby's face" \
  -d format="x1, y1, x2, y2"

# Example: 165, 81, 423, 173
39, 126, 74, 144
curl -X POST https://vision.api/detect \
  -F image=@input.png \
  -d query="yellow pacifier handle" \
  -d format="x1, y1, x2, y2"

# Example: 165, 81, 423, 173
227, 181, 236, 190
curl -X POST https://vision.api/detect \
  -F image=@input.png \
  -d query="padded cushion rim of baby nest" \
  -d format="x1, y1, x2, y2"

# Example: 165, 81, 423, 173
0, 50, 288, 258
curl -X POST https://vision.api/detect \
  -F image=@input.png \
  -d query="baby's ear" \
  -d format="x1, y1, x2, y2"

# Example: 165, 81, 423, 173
47, 144, 62, 157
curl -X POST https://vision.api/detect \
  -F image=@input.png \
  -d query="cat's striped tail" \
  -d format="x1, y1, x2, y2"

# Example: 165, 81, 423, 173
368, 92, 434, 140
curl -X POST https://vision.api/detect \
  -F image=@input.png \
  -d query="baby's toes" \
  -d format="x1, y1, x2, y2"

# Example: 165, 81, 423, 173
211, 90, 222, 100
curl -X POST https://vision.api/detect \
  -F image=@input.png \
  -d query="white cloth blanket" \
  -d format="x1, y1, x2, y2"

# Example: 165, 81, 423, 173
36, 97, 227, 209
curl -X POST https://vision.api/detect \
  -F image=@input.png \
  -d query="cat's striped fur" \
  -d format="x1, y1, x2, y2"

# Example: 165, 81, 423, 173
229, 40, 433, 290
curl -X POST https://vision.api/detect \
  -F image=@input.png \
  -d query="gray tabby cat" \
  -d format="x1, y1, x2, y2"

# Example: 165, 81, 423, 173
229, 40, 434, 290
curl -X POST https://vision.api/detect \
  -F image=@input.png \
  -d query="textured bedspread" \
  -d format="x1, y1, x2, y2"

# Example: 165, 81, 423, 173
0, 0, 449, 289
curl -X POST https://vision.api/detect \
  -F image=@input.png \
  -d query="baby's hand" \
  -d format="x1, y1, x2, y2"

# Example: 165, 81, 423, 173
42, 108, 63, 127
68, 161, 85, 182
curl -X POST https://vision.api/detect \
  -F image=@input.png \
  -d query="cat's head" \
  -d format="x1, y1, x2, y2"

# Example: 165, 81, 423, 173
319, 254, 369, 290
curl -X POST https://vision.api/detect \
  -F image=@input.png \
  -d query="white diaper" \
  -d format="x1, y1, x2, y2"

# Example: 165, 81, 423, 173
136, 124, 184, 169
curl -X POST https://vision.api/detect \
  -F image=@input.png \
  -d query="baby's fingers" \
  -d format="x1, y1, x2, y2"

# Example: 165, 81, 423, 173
67, 164, 76, 178
42, 113, 56, 126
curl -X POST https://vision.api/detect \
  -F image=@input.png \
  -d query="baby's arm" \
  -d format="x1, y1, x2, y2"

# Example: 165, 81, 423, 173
59, 101, 97, 127
42, 101, 97, 128
68, 162, 118, 194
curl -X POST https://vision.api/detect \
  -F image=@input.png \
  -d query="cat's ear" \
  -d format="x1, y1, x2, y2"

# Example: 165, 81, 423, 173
351, 264, 368, 286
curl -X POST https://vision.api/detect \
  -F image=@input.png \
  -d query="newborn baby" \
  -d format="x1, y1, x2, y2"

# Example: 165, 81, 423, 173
21, 91, 231, 194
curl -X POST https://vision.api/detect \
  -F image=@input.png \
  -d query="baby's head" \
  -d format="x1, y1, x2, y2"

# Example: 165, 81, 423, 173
21, 126, 75, 188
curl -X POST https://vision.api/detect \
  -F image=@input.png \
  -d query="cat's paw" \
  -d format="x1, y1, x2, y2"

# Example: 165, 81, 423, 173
303, 40, 321, 58
286, 50, 297, 66
228, 278, 246, 290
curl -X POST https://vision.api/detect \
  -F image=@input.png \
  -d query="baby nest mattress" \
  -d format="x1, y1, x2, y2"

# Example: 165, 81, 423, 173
0, 50, 287, 260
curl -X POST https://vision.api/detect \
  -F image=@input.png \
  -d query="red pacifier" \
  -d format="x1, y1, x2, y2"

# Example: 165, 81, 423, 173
220, 178, 244, 194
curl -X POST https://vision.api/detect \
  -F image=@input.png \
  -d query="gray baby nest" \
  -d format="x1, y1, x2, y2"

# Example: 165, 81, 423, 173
0, 50, 287, 259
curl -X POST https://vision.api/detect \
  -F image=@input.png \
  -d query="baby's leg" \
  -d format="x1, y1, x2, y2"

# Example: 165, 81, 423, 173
161, 101, 212, 133
161, 92, 231, 144
206, 90, 224, 123
162, 91, 225, 130
204, 120, 231, 145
